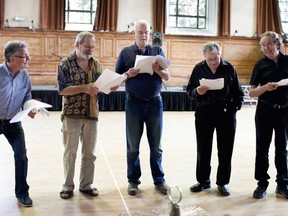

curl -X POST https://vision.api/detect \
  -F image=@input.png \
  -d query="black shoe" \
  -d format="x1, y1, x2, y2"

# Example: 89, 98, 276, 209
217, 185, 230, 196
17, 196, 33, 207
127, 183, 139, 196
190, 183, 211, 192
253, 186, 267, 199
155, 182, 168, 195
79, 188, 99, 196
276, 186, 288, 199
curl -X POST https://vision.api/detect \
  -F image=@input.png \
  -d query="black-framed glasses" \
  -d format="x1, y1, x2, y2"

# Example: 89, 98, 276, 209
13, 54, 30, 59
13, 55, 30, 59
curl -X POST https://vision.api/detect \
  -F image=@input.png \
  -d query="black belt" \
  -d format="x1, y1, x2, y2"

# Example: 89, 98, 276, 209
259, 99, 288, 109
127, 94, 159, 102
0, 119, 11, 123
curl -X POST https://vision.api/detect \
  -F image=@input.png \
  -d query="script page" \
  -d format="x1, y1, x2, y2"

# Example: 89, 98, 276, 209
10, 99, 52, 123
93, 69, 127, 94
134, 55, 155, 75
277, 78, 288, 86
199, 78, 224, 90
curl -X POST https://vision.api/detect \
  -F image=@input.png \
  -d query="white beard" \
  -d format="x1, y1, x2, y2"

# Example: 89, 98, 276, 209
79, 53, 92, 60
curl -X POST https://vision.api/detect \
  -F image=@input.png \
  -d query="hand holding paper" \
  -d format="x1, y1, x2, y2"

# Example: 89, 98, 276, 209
277, 78, 288, 86
199, 78, 224, 90
93, 69, 127, 94
134, 55, 171, 74
134, 55, 155, 74
155, 55, 171, 69
10, 99, 52, 123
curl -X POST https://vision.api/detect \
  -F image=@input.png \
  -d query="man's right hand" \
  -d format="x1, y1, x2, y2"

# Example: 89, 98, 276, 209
197, 86, 209, 95
85, 83, 100, 95
126, 68, 140, 78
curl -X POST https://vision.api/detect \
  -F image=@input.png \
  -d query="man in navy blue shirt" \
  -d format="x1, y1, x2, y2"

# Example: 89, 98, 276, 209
115, 19, 170, 196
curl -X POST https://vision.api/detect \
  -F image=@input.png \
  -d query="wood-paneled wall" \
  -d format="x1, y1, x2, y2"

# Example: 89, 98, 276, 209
1, 28, 285, 86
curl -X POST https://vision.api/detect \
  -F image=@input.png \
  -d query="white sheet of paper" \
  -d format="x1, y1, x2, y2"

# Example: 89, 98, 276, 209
199, 78, 224, 90
155, 55, 171, 69
93, 69, 127, 94
134, 55, 155, 74
10, 99, 52, 123
134, 55, 171, 75
277, 78, 288, 86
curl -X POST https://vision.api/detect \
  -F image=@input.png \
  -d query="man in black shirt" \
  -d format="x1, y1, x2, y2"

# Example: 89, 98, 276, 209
249, 31, 288, 199
187, 41, 244, 196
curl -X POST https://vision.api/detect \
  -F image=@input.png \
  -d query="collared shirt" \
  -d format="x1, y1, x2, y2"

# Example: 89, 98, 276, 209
115, 43, 164, 99
57, 52, 103, 119
186, 59, 244, 108
0, 62, 32, 119
250, 52, 288, 104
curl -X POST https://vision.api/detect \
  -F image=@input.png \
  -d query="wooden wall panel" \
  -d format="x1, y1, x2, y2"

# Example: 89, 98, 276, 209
115, 39, 134, 57
45, 36, 58, 56
0, 29, 274, 86
58, 37, 75, 57
102, 38, 114, 58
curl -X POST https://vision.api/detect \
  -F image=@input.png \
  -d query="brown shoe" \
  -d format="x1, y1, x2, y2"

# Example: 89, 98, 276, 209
155, 182, 168, 195
127, 183, 139, 196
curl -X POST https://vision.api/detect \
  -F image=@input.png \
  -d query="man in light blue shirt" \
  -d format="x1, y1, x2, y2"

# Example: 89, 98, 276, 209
0, 40, 36, 207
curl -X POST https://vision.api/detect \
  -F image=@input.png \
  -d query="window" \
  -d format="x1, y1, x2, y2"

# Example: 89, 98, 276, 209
279, 0, 288, 33
65, 0, 97, 31
166, 0, 218, 35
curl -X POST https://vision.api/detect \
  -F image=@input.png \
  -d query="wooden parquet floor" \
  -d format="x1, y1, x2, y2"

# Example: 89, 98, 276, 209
0, 106, 287, 216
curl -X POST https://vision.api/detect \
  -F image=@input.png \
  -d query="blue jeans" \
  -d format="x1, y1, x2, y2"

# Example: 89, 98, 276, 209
0, 121, 29, 198
125, 94, 165, 185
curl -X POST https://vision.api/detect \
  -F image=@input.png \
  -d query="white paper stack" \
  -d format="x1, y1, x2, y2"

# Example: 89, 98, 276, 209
93, 69, 127, 94
134, 55, 171, 74
10, 99, 52, 123
199, 78, 224, 90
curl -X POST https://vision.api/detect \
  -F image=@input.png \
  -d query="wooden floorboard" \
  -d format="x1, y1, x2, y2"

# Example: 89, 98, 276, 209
0, 106, 287, 216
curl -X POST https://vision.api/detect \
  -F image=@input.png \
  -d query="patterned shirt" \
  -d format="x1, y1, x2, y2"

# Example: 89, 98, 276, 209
57, 52, 103, 120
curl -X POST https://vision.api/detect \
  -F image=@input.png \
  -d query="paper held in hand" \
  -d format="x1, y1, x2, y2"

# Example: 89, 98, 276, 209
93, 69, 127, 94
10, 99, 52, 123
277, 78, 288, 86
134, 55, 171, 75
199, 78, 224, 90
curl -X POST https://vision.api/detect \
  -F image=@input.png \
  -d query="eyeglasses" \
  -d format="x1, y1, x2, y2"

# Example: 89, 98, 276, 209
206, 57, 220, 63
13, 55, 30, 59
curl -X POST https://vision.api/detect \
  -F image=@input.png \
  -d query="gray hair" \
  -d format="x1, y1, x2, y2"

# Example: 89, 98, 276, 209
4, 40, 28, 62
260, 31, 282, 49
202, 41, 222, 56
135, 19, 151, 32
74, 31, 95, 47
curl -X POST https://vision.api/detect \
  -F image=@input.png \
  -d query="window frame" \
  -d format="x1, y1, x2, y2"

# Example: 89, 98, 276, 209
65, 0, 97, 31
166, 0, 218, 36
279, 0, 288, 34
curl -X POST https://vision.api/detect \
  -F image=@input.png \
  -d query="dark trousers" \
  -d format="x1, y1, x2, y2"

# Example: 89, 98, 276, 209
254, 103, 288, 188
195, 105, 236, 186
0, 121, 29, 198
125, 95, 165, 185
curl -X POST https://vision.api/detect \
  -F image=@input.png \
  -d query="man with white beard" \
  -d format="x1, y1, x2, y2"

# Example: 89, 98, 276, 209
57, 32, 107, 199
